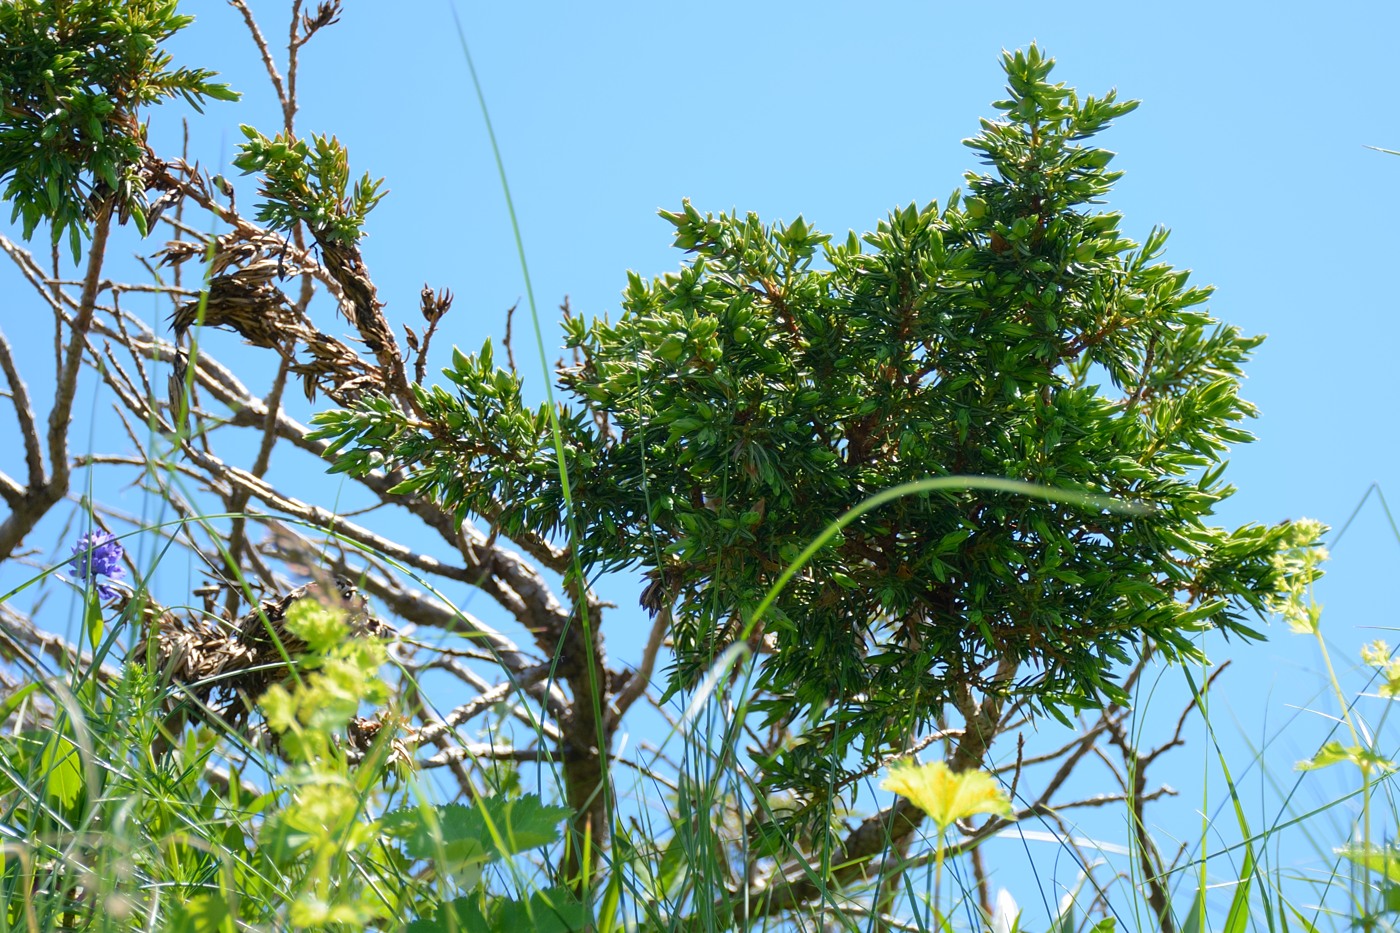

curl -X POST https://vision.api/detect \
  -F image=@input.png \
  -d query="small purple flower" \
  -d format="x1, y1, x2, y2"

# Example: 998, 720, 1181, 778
68, 531, 126, 600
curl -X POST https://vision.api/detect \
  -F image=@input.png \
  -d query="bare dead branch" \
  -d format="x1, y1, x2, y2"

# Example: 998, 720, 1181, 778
0, 328, 49, 491
609, 604, 670, 722
414, 655, 564, 741
223, 354, 293, 617
0, 602, 120, 683
503, 299, 518, 373
229, 0, 289, 121
418, 743, 549, 768
284, 0, 303, 132
411, 663, 553, 746
0, 472, 23, 508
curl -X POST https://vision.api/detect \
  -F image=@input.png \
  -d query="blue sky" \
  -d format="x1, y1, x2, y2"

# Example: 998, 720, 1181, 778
5, 0, 1400, 924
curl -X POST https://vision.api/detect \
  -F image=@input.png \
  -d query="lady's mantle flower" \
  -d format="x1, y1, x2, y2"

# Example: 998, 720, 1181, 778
68, 531, 126, 600
880, 759, 1015, 834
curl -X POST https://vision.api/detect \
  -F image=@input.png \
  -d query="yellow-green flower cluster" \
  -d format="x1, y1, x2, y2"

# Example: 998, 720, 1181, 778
1362, 640, 1400, 698
1266, 519, 1328, 635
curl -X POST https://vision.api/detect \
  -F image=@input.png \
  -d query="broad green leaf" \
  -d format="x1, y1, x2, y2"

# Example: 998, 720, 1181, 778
382, 794, 570, 867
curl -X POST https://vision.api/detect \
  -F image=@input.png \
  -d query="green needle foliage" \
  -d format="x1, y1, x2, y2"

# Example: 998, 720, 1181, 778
315, 45, 1318, 794
233, 124, 386, 247
0, 0, 238, 256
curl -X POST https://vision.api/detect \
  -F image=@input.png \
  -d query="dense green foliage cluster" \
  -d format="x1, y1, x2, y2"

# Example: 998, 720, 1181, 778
0, 0, 236, 254
312, 48, 1318, 791
232, 124, 385, 247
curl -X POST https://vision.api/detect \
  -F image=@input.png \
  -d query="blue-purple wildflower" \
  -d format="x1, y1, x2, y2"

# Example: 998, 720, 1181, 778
68, 531, 126, 600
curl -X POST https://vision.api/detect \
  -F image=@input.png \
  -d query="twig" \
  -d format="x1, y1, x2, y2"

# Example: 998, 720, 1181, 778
229, 0, 289, 120
609, 605, 670, 722
223, 354, 293, 618
411, 664, 554, 745
504, 299, 519, 372
284, 0, 304, 133
0, 329, 43, 492
419, 655, 564, 739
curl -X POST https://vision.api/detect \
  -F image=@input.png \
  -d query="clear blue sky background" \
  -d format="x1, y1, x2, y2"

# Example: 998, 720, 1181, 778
5, 0, 1400, 925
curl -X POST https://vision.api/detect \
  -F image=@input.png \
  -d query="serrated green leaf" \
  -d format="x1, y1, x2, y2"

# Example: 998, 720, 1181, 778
382, 794, 569, 867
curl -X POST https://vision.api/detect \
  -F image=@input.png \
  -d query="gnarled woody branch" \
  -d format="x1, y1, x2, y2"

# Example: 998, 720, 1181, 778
8, 231, 616, 889
65, 291, 572, 642
714, 657, 1019, 925
87, 292, 567, 572
161, 158, 417, 414
2, 218, 614, 888
715, 651, 1205, 926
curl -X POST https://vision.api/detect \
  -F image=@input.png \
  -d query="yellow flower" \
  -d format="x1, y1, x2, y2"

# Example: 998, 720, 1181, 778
881, 759, 1015, 834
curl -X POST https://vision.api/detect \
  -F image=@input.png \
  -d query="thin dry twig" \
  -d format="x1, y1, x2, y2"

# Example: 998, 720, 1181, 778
229, 0, 289, 122
609, 604, 670, 723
